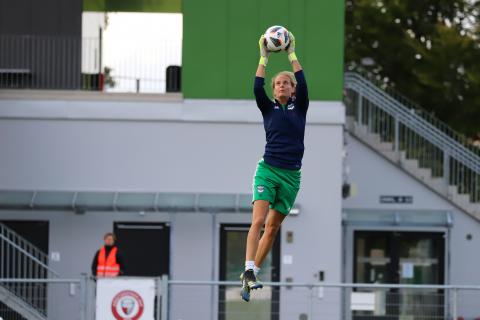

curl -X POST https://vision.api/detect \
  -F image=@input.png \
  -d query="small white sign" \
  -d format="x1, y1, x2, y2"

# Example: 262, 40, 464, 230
351, 292, 375, 311
317, 286, 324, 299
402, 262, 414, 279
283, 255, 293, 265
50, 252, 61, 262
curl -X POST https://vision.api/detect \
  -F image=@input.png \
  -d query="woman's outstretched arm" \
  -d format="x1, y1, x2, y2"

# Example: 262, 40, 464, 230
291, 59, 303, 73
287, 32, 309, 110
254, 35, 272, 112
256, 63, 266, 78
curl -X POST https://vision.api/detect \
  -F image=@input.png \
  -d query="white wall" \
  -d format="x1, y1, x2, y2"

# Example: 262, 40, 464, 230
343, 135, 480, 318
0, 97, 345, 320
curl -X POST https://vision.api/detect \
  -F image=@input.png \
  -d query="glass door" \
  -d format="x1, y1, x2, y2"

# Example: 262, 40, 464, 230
219, 225, 280, 320
353, 231, 445, 320
397, 234, 445, 320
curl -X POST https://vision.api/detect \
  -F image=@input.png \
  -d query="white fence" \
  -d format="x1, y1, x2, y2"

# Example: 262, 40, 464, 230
2, 277, 480, 320
0, 35, 181, 93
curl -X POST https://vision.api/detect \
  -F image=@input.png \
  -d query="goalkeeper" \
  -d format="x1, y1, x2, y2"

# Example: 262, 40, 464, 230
241, 31, 309, 302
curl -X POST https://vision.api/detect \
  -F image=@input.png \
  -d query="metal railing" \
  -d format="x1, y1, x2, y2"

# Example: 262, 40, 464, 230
1, 277, 480, 320
0, 35, 181, 93
344, 72, 480, 205
0, 223, 59, 318
0, 278, 85, 320
167, 280, 480, 320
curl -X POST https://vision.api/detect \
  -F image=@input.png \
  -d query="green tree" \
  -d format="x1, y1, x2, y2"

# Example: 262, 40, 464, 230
345, 0, 480, 138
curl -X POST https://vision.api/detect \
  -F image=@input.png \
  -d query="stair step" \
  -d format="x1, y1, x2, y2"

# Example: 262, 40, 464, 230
346, 74, 480, 221
351, 124, 393, 150
381, 150, 401, 163
378, 142, 394, 151
428, 178, 448, 194
367, 133, 382, 144
354, 123, 369, 135
454, 193, 472, 205
400, 158, 419, 172
418, 169, 432, 181
346, 116, 355, 131
447, 186, 458, 200
456, 201, 480, 219
0, 286, 46, 320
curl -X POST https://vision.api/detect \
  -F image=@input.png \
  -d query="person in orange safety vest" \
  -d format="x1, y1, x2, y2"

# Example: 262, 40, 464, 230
91, 232, 125, 277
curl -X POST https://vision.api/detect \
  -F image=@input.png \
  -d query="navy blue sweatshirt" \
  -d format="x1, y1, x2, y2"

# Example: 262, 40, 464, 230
254, 70, 309, 170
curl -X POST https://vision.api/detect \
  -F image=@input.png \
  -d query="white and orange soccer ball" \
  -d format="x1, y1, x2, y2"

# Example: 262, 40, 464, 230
264, 25, 290, 52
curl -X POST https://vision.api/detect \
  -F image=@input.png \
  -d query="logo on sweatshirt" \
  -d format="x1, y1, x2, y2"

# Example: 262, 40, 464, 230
257, 185, 265, 193
287, 104, 295, 110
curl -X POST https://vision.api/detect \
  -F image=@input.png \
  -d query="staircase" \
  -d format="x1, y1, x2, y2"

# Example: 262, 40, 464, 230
0, 222, 59, 320
344, 72, 480, 219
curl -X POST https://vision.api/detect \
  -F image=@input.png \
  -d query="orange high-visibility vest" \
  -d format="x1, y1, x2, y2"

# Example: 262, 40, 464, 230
96, 246, 120, 277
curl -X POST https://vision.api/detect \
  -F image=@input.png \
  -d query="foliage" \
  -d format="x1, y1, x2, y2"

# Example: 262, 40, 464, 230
345, 0, 480, 138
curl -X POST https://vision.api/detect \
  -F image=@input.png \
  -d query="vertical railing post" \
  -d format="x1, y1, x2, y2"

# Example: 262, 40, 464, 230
79, 273, 87, 320
443, 150, 450, 188
309, 285, 314, 320
98, 27, 103, 75
155, 277, 162, 320
160, 274, 169, 320
344, 286, 352, 320
394, 115, 400, 153
452, 288, 458, 320
367, 102, 373, 133
357, 91, 363, 126
86, 275, 95, 320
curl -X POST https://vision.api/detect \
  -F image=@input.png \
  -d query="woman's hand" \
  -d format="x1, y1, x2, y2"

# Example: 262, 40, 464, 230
259, 35, 270, 66
286, 31, 298, 63
286, 31, 295, 54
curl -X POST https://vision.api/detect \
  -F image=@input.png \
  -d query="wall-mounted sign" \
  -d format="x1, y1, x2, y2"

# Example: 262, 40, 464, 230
401, 262, 414, 279
283, 255, 293, 265
380, 196, 413, 204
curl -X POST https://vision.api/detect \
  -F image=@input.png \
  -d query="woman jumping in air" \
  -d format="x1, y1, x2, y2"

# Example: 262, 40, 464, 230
241, 30, 309, 302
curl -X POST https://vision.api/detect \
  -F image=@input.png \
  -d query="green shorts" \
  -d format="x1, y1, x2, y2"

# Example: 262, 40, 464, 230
252, 159, 301, 215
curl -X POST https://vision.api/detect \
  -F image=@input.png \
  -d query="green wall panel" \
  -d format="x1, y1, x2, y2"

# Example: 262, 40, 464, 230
182, 0, 229, 97
225, 0, 259, 99
83, 0, 181, 13
183, 0, 344, 101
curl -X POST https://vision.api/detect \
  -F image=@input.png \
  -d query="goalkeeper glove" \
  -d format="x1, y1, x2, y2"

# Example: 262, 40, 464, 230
259, 35, 270, 66
286, 31, 297, 63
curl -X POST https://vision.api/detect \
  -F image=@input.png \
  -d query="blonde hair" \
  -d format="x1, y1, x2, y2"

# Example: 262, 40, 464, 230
271, 71, 297, 90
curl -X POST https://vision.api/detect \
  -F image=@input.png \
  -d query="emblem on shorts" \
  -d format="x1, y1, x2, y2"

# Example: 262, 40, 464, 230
257, 186, 265, 193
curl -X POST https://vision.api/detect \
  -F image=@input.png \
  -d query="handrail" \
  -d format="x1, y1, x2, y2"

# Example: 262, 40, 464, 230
345, 72, 480, 174
344, 72, 480, 206
168, 279, 480, 290
0, 232, 59, 277
2, 278, 480, 290
0, 222, 60, 317
0, 223, 48, 261
345, 71, 480, 153
0, 278, 80, 283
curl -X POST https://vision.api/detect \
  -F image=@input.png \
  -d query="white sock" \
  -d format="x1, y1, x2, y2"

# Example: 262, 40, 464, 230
253, 266, 261, 276
245, 260, 255, 271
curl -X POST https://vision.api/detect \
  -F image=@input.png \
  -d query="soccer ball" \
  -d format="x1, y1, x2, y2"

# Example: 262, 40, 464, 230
264, 26, 290, 52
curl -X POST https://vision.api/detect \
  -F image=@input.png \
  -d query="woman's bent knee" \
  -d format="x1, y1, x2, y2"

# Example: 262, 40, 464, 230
250, 217, 265, 229
264, 224, 280, 238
